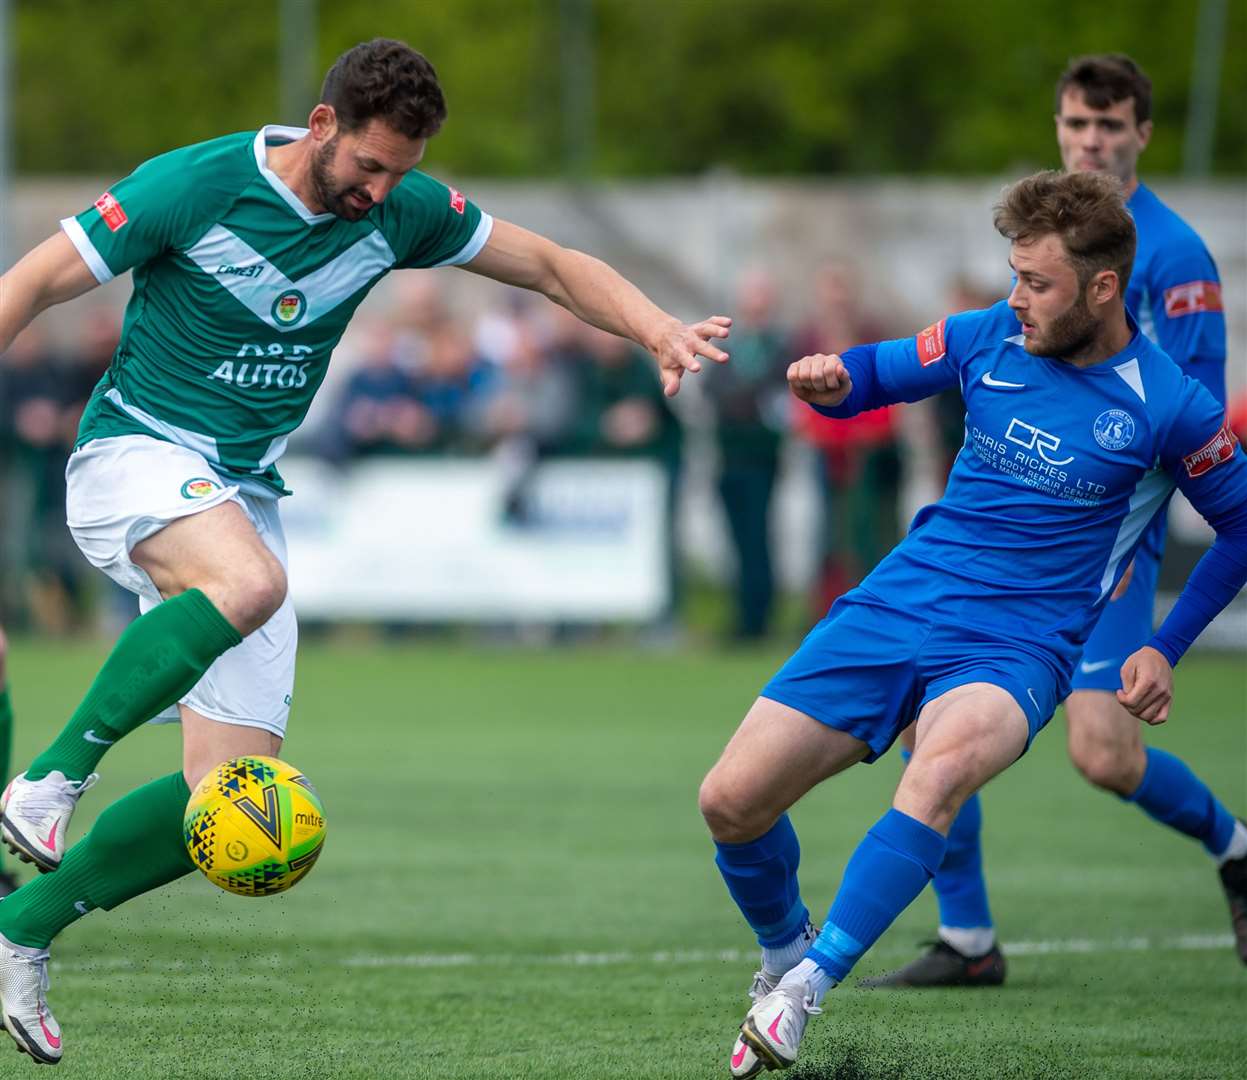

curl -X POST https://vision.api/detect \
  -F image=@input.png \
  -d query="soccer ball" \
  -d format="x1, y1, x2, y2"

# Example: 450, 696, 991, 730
184, 755, 326, 897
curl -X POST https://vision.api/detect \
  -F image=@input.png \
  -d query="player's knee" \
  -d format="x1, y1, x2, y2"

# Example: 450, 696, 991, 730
206, 557, 287, 635
897, 753, 976, 830
1069, 739, 1137, 795
698, 773, 764, 843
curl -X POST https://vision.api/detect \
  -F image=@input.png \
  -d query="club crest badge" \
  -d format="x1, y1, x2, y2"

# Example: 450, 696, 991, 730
272, 289, 307, 326
1093, 409, 1135, 451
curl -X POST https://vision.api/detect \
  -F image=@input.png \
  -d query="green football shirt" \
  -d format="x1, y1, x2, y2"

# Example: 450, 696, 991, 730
63, 125, 491, 496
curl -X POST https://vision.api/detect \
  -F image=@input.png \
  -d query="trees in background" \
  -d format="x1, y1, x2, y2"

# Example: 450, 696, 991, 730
13, 0, 1246, 176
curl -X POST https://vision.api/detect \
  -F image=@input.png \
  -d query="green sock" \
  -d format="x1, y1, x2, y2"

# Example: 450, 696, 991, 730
26, 590, 241, 782
0, 772, 195, 949
0, 685, 11, 872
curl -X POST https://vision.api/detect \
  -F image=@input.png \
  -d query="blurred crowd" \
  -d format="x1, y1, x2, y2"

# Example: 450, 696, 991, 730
7, 266, 1242, 641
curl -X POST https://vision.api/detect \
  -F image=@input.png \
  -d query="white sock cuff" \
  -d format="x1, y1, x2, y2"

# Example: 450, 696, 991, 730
938, 925, 996, 957
1216, 820, 1247, 866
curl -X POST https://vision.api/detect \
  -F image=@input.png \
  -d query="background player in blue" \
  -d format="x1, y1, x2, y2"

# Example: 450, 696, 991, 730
866, 53, 1244, 990
703, 170, 1247, 1077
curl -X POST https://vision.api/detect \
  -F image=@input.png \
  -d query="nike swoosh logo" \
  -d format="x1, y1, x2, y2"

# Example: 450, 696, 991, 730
83, 730, 114, 745
982, 372, 1026, 389
731, 1043, 749, 1068
37, 821, 59, 853
74, 901, 91, 916
39, 1011, 60, 1050
965, 955, 997, 977
767, 1010, 785, 1045
1079, 659, 1116, 674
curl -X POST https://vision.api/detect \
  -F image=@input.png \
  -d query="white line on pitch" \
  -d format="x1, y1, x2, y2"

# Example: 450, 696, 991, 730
339, 933, 1235, 969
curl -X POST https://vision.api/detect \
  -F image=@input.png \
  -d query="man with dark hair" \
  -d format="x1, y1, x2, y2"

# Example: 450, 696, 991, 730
706, 169, 1247, 1076
869, 52, 1242, 990
0, 38, 729, 1064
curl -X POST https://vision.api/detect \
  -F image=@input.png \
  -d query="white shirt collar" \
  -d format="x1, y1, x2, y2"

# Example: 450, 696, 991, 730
252, 125, 337, 226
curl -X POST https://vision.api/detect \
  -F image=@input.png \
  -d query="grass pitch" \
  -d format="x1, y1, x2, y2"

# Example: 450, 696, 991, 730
4, 637, 1244, 1079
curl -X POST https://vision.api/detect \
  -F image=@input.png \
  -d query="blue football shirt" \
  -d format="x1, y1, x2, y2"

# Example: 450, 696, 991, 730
814, 301, 1247, 678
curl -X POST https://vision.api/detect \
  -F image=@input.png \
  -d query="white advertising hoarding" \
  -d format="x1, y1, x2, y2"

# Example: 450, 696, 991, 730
280, 457, 668, 621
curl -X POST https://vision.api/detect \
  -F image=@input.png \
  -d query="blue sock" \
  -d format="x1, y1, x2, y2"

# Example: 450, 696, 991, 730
714, 815, 810, 947
1126, 747, 1236, 857
808, 808, 947, 982
899, 749, 993, 932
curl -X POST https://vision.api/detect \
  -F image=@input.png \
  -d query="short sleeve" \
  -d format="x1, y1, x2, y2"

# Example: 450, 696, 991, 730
59, 148, 212, 284
384, 171, 493, 270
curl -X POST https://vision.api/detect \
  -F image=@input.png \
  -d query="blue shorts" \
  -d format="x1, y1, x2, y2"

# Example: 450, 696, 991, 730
761, 595, 1066, 763
1070, 549, 1159, 692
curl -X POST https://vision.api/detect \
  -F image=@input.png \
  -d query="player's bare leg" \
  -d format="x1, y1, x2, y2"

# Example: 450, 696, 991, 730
181, 705, 283, 789
733, 685, 1027, 1072
700, 699, 867, 1076
1067, 690, 1247, 962
2, 501, 280, 874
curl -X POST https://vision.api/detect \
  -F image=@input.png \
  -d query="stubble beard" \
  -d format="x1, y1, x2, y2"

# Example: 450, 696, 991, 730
310, 137, 370, 222
1027, 293, 1100, 361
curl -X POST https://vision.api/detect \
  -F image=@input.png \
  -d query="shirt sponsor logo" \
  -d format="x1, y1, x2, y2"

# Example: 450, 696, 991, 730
916, 319, 946, 366
216, 263, 264, 278
1092, 409, 1136, 452
271, 289, 307, 326
208, 343, 314, 390
180, 477, 222, 499
1163, 280, 1222, 318
448, 186, 466, 215
94, 191, 128, 232
1004, 417, 1074, 465
1182, 420, 1239, 478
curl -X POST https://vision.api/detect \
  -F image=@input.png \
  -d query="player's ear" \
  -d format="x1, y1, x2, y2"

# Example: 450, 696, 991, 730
1088, 269, 1119, 308
308, 103, 339, 142
1136, 118, 1153, 151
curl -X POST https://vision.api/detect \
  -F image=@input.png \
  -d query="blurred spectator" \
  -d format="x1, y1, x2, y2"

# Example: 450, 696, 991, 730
1228, 386, 1247, 446
704, 268, 793, 640
388, 272, 453, 373
324, 321, 435, 460
479, 308, 579, 454
563, 323, 684, 623
0, 328, 80, 630
413, 319, 503, 452
793, 261, 901, 610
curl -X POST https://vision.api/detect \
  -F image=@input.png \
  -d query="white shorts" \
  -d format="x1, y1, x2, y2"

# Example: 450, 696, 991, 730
66, 435, 296, 738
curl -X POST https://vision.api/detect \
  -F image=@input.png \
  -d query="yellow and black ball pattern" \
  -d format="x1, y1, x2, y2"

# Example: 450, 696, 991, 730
184, 756, 326, 897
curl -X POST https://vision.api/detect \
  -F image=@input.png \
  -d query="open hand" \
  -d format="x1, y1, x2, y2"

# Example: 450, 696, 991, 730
650, 316, 731, 397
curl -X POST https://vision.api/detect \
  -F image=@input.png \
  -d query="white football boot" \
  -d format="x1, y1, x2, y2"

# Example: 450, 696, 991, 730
736, 979, 821, 1072
0, 933, 62, 1065
1, 772, 98, 873
731, 921, 820, 1076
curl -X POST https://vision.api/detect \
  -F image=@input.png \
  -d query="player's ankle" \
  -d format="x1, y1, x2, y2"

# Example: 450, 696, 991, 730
938, 925, 996, 956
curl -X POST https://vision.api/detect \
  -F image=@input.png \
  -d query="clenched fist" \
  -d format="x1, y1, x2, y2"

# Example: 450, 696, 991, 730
787, 353, 853, 408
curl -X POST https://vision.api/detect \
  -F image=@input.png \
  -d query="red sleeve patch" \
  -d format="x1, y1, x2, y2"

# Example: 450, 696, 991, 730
1182, 419, 1240, 478
448, 186, 466, 215
93, 191, 128, 232
1163, 280, 1222, 318
916, 319, 947, 366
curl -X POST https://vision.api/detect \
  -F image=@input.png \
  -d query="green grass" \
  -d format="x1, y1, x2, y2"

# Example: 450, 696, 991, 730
3, 639, 1245, 1078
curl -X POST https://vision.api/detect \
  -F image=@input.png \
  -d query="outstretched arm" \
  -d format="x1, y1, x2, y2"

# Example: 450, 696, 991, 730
0, 232, 101, 353
462, 218, 730, 397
